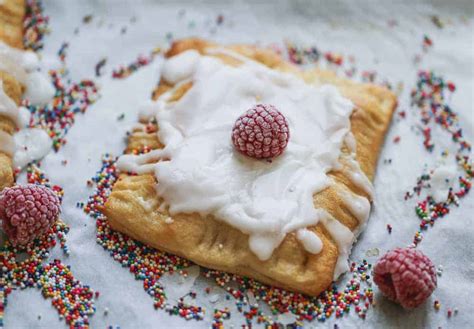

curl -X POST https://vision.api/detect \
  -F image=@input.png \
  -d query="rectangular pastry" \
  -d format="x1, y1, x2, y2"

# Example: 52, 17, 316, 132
104, 38, 396, 296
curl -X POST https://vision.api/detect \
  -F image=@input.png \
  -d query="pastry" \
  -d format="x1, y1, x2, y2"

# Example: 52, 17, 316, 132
0, 0, 54, 190
103, 38, 397, 296
0, 0, 24, 190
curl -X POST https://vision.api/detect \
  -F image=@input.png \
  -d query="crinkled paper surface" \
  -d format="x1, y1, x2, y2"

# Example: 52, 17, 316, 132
3, 0, 474, 328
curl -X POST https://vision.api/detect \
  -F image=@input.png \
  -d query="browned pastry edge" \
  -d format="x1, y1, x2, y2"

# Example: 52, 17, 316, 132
0, 0, 26, 190
104, 38, 397, 296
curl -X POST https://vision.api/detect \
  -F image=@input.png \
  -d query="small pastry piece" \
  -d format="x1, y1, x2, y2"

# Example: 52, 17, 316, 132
104, 38, 397, 296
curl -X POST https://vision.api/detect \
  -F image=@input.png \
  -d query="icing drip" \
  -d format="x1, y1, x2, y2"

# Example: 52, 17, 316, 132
344, 156, 375, 200
338, 188, 371, 226
23, 70, 55, 105
296, 228, 323, 254
161, 50, 200, 85
0, 80, 21, 126
0, 41, 54, 169
13, 128, 52, 169
344, 131, 357, 154
117, 49, 373, 269
0, 41, 54, 105
320, 215, 355, 279
116, 149, 166, 174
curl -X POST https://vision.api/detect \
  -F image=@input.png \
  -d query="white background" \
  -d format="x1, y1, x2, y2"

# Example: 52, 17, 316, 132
4, 0, 474, 328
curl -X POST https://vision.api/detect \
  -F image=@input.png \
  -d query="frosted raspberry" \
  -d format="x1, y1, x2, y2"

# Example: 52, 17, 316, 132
232, 104, 290, 159
0, 184, 60, 246
374, 247, 437, 309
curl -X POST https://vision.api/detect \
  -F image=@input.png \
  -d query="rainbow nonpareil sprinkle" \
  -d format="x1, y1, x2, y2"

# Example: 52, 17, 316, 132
25, 163, 65, 202
84, 154, 374, 327
0, 2, 97, 327
1, 222, 95, 328
407, 71, 472, 246
21, 43, 99, 152
23, 0, 50, 51
1, 167, 95, 328
111, 48, 161, 79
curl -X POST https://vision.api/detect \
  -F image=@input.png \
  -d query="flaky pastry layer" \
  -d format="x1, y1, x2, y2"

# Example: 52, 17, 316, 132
104, 38, 397, 296
0, 0, 25, 190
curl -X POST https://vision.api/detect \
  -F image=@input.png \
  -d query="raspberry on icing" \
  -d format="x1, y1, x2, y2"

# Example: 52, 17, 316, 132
0, 184, 60, 246
373, 247, 437, 309
232, 104, 289, 159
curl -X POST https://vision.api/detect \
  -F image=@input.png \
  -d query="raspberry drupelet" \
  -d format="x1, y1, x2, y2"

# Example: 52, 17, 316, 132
232, 104, 289, 159
0, 184, 60, 246
373, 247, 437, 309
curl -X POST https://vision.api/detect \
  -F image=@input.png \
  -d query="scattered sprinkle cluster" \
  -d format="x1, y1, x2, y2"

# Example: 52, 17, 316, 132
1, 3, 97, 327
22, 44, 99, 152
406, 71, 472, 246
165, 299, 205, 321
1, 166, 95, 328
283, 42, 393, 88
111, 48, 161, 79
212, 307, 231, 329
1, 220, 95, 328
84, 155, 374, 327
286, 41, 320, 65
205, 260, 373, 327
23, 0, 50, 51
26, 163, 64, 202
83, 155, 196, 312
3, 159, 95, 328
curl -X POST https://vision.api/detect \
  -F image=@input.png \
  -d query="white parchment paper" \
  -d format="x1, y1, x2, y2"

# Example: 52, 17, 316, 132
3, 0, 474, 328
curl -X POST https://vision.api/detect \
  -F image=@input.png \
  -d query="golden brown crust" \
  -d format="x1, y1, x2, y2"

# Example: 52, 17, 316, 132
0, 0, 25, 49
104, 38, 397, 296
0, 0, 25, 190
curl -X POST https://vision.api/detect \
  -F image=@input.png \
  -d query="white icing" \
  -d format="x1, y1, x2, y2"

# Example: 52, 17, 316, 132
0, 42, 54, 106
429, 165, 457, 203
0, 80, 21, 126
18, 106, 32, 127
338, 188, 371, 225
0, 52, 29, 84
344, 131, 357, 154
138, 100, 159, 122
1, 41, 42, 76
321, 214, 355, 279
344, 156, 375, 200
296, 228, 323, 254
116, 149, 164, 174
13, 128, 52, 168
23, 70, 55, 105
0, 41, 54, 169
117, 49, 373, 268
131, 123, 146, 132
161, 50, 200, 85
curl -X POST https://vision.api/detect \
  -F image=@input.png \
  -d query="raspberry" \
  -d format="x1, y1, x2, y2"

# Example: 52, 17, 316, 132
373, 247, 437, 309
0, 184, 60, 246
232, 104, 289, 159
